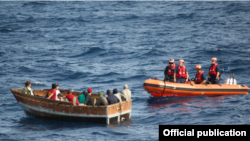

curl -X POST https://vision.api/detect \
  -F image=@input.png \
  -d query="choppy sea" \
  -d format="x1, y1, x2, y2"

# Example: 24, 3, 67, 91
1, 1, 250, 141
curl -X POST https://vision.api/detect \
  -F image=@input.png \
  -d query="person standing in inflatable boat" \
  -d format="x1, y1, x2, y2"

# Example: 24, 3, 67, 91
208, 57, 220, 84
195, 65, 206, 84
164, 58, 176, 82
175, 59, 189, 83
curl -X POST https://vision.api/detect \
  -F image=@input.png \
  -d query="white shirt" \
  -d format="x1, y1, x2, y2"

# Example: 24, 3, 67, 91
56, 89, 61, 101
121, 89, 131, 101
114, 93, 122, 102
27, 87, 34, 96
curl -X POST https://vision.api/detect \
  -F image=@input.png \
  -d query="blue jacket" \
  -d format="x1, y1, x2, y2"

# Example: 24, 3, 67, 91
106, 95, 120, 105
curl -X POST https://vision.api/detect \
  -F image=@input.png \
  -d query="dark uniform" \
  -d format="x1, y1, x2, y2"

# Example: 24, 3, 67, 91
208, 63, 220, 84
164, 64, 176, 82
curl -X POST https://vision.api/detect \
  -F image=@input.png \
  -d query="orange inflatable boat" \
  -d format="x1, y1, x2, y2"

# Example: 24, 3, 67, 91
143, 79, 250, 97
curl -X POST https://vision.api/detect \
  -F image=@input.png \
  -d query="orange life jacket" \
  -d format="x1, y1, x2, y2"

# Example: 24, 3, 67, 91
209, 63, 218, 76
195, 71, 205, 84
176, 65, 187, 79
166, 64, 176, 76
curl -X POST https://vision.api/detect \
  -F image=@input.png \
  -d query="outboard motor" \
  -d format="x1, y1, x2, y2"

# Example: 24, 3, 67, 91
219, 68, 237, 85
223, 78, 237, 85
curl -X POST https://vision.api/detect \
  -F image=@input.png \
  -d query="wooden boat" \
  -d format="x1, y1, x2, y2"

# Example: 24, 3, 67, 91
10, 89, 132, 124
143, 79, 250, 97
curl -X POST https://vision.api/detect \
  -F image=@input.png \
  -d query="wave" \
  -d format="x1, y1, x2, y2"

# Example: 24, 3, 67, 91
22, 2, 47, 7
70, 47, 106, 58
18, 66, 35, 73
0, 28, 13, 33
142, 48, 168, 57
225, 2, 250, 14
20, 81, 45, 86
176, 13, 195, 19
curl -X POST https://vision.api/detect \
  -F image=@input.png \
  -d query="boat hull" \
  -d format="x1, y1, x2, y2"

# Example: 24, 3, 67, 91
11, 89, 132, 124
143, 79, 250, 97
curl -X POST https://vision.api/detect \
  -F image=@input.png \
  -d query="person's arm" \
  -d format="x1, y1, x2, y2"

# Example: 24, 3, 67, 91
164, 66, 167, 77
216, 72, 220, 79
174, 72, 176, 82
201, 80, 206, 84
186, 72, 189, 82
47, 92, 54, 99
201, 73, 206, 84
95, 99, 100, 106
91, 97, 94, 106
76, 98, 80, 106
84, 96, 89, 105
207, 67, 210, 79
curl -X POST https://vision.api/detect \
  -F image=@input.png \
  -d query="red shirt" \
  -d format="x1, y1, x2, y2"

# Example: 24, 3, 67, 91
66, 94, 79, 106
47, 89, 57, 100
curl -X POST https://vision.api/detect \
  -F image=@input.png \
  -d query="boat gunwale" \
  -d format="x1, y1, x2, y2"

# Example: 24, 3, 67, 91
10, 88, 132, 108
143, 82, 250, 92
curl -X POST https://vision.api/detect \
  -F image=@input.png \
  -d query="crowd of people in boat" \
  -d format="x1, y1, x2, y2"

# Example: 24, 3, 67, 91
164, 57, 220, 84
22, 81, 132, 106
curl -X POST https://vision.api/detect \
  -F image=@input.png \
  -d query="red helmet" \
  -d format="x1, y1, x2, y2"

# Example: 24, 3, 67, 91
169, 58, 174, 63
179, 59, 184, 63
196, 65, 202, 69
211, 57, 217, 61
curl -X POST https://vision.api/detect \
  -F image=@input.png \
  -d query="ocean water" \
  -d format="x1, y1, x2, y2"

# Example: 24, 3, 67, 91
1, 1, 250, 141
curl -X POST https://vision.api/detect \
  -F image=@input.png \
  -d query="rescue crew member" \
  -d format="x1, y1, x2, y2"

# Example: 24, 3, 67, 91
47, 84, 57, 100
195, 65, 206, 84
164, 58, 176, 82
175, 59, 189, 83
208, 57, 220, 84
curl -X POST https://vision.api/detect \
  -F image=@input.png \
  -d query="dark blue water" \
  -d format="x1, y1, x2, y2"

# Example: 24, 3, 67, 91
1, 1, 250, 140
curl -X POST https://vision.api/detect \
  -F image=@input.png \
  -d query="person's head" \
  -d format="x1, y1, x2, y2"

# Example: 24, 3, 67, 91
169, 58, 174, 66
57, 93, 63, 99
98, 91, 103, 98
179, 59, 184, 67
123, 84, 128, 89
52, 84, 57, 89
107, 90, 111, 96
211, 57, 217, 65
67, 89, 73, 94
82, 91, 87, 96
87, 88, 92, 95
113, 88, 118, 94
55, 83, 59, 90
196, 65, 202, 73
25, 81, 31, 87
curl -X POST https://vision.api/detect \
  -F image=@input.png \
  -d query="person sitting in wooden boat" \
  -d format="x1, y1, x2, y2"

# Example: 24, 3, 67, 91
55, 83, 61, 101
46, 84, 57, 100
164, 58, 176, 82
78, 91, 86, 104
208, 57, 220, 84
106, 90, 120, 105
95, 92, 108, 106
66, 89, 84, 106
195, 65, 206, 84
113, 88, 122, 102
121, 84, 131, 101
57, 93, 68, 102
22, 81, 36, 96
84, 88, 94, 106
175, 59, 189, 83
